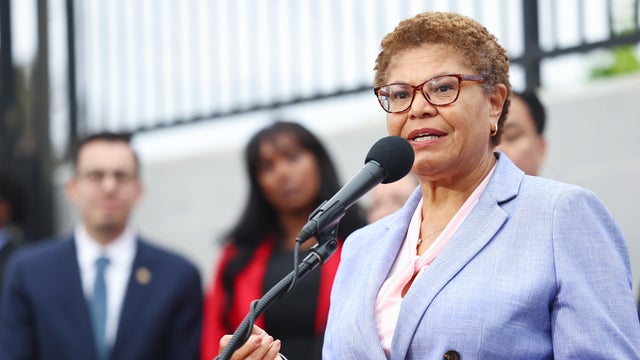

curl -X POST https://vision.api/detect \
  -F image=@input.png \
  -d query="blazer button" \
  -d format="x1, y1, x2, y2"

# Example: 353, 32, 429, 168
443, 350, 460, 360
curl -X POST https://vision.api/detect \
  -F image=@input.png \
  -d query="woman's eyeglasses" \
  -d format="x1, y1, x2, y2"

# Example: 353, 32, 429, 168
373, 74, 484, 113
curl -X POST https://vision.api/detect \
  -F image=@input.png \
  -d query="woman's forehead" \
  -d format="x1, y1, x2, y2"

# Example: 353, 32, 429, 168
258, 132, 305, 155
385, 46, 468, 81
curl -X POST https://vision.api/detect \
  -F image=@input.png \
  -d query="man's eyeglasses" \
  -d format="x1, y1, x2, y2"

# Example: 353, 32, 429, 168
373, 74, 484, 113
78, 170, 137, 185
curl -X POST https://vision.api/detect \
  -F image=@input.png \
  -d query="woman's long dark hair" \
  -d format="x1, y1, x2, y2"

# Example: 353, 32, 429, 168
220, 120, 366, 328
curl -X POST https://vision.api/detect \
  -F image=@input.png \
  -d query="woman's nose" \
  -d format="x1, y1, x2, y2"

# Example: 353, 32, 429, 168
409, 90, 438, 118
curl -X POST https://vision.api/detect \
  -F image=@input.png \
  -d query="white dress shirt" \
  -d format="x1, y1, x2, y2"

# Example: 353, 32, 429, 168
75, 224, 137, 348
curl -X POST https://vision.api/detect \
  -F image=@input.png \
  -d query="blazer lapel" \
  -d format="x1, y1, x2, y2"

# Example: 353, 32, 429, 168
59, 238, 98, 358
390, 154, 523, 359
111, 239, 153, 355
352, 189, 422, 357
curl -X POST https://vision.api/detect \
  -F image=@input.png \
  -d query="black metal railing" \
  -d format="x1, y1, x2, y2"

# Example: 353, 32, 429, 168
60, 0, 640, 142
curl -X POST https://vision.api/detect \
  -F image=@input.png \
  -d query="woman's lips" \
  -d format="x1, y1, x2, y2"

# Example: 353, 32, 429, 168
407, 128, 446, 144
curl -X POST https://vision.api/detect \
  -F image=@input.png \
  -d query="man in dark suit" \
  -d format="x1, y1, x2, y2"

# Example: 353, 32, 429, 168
0, 132, 203, 359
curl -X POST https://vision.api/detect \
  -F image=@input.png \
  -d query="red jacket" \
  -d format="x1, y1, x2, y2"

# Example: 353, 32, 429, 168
200, 238, 342, 360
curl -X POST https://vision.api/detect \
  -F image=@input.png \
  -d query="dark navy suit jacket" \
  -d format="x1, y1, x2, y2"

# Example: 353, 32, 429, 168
0, 236, 202, 360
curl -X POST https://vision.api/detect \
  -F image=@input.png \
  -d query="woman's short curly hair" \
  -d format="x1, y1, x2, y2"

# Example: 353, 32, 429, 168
374, 12, 512, 144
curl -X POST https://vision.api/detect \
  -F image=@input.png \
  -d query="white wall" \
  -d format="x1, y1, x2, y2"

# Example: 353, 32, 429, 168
55, 75, 640, 302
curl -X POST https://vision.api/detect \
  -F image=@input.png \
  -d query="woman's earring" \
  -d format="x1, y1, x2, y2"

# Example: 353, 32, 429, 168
490, 122, 499, 137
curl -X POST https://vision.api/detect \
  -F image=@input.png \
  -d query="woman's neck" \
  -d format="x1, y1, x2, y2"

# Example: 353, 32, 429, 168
420, 152, 496, 226
277, 210, 317, 251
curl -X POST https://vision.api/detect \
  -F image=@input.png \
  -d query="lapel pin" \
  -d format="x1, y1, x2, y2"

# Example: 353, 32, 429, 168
135, 267, 152, 285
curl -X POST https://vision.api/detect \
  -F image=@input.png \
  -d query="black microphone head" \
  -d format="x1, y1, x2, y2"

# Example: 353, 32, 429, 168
365, 136, 414, 184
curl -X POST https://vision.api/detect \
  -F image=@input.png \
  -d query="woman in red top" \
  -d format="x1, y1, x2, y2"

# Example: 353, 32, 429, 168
201, 121, 366, 360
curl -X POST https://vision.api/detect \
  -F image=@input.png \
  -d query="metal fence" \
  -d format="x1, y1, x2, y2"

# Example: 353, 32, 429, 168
62, 0, 640, 138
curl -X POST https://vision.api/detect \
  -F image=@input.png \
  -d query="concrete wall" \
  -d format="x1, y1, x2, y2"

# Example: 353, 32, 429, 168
539, 74, 640, 302
54, 74, 640, 302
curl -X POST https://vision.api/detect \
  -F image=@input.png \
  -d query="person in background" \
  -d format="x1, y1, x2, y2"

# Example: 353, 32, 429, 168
366, 174, 418, 223
0, 132, 202, 360
220, 11, 640, 359
201, 120, 366, 360
0, 169, 27, 299
496, 91, 547, 175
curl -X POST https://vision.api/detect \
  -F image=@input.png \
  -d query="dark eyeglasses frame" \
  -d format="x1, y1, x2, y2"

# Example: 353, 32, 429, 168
373, 74, 485, 114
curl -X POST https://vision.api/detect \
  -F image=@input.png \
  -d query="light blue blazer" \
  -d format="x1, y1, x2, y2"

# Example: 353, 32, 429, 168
323, 153, 640, 359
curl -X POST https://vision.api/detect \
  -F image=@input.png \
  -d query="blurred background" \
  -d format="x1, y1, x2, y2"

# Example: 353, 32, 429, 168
2, 0, 640, 299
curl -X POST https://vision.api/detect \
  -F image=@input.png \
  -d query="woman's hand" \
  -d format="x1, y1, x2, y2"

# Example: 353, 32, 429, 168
218, 325, 283, 360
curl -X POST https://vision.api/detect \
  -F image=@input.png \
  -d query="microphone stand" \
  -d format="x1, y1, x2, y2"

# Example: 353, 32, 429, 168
216, 226, 340, 360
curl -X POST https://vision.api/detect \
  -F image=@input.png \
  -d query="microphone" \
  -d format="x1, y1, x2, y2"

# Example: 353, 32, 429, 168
297, 135, 414, 242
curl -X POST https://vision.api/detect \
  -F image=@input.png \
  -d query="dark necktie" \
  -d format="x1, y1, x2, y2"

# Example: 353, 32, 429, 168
89, 256, 110, 360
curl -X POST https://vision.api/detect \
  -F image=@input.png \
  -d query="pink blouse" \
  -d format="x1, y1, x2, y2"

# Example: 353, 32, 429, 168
374, 164, 496, 356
